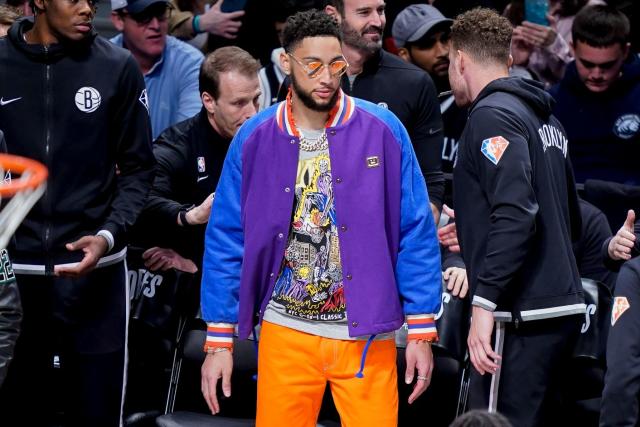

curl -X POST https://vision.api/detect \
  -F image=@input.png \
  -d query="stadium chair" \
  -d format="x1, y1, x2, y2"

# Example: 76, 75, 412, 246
155, 319, 342, 426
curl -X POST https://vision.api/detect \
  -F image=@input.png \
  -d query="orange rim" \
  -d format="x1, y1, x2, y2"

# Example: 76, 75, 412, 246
0, 153, 48, 197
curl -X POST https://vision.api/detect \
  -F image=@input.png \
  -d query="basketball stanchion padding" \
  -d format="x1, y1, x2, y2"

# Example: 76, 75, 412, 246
0, 154, 48, 250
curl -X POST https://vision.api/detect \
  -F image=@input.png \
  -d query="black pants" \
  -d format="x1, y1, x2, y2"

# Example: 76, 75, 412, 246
0, 261, 128, 427
469, 315, 583, 427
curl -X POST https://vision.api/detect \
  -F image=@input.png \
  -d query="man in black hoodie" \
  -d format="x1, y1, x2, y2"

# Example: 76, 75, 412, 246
449, 8, 584, 427
549, 5, 639, 186
0, 0, 155, 425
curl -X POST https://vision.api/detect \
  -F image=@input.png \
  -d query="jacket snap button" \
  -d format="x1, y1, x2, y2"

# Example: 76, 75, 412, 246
352, 321, 358, 327
285, 187, 290, 192
336, 178, 342, 184
290, 139, 296, 144
270, 272, 274, 277
330, 130, 336, 136
346, 274, 352, 280
278, 233, 284, 239
340, 225, 347, 232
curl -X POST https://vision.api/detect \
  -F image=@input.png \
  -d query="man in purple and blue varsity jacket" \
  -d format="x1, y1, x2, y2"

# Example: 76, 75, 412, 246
198, 9, 442, 427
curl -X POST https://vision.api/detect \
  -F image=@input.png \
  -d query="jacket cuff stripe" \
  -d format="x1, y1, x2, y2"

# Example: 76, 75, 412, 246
472, 295, 497, 311
406, 314, 438, 341
204, 323, 235, 351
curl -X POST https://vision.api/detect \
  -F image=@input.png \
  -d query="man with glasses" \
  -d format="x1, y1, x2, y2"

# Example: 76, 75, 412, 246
111, 0, 203, 139
0, 0, 155, 424
200, 9, 442, 426
549, 4, 640, 186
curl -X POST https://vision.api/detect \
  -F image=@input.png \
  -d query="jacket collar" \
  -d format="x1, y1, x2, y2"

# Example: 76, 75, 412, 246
276, 88, 355, 137
9, 17, 96, 62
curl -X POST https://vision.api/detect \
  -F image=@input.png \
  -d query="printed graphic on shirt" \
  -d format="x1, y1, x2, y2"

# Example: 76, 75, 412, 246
481, 136, 509, 165
612, 296, 630, 326
0, 249, 15, 284
613, 114, 640, 140
272, 152, 345, 322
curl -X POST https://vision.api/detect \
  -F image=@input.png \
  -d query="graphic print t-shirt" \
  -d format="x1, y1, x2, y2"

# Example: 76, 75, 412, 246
263, 128, 350, 339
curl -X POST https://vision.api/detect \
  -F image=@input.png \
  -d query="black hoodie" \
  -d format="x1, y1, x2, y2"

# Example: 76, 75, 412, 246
453, 77, 584, 322
0, 18, 155, 271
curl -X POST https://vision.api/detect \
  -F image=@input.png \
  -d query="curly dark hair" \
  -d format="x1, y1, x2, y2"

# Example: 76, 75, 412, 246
451, 7, 512, 65
282, 9, 342, 53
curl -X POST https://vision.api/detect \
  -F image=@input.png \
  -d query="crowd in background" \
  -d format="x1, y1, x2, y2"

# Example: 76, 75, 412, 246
0, 0, 638, 426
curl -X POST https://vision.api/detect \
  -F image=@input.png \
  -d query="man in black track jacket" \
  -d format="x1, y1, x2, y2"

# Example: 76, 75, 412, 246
449, 9, 584, 427
134, 46, 260, 274
0, 0, 154, 424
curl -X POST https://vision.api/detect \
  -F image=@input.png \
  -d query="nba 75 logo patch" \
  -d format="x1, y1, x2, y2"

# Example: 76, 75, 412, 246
612, 296, 630, 326
481, 136, 510, 165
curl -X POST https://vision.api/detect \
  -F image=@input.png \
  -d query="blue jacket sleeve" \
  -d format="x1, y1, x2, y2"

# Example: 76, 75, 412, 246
393, 118, 442, 317
200, 126, 245, 324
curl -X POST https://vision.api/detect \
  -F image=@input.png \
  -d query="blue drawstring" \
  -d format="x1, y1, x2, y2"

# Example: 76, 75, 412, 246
252, 326, 259, 381
355, 334, 376, 378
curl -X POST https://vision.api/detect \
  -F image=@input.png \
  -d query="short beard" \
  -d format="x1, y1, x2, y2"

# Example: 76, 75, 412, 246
341, 20, 382, 55
290, 72, 340, 113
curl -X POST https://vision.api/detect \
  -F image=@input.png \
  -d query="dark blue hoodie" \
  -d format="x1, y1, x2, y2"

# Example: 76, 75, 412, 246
549, 55, 640, 186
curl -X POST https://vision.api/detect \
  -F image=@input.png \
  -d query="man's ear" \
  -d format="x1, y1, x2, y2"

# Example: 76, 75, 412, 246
280, 50, 291, 76
508, 53, 514, 68
325, 5, 341, 24
397, 47, 411, 63
33, 0, 46, 12
201, 91, 216, 114
457, 49, 465, 75
111, 11, 125, 31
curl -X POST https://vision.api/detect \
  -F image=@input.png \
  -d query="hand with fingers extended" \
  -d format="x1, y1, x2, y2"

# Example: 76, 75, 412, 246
511, 31, 534, 65
181, 193, 214, 226
404, 339, 434, 404
608, 210, 637, 261
201, 350, 233, 415
444, 267, 468, 298
142, 247, 198, 273
198, 0, 244, 39
54, 235, 109, 278
468, 305, 501, 375
513, 16, 558, 49
438, 204, 460, 253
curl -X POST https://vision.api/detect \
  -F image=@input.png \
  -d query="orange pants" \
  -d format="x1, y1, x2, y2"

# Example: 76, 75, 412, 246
256, 321, 398, 427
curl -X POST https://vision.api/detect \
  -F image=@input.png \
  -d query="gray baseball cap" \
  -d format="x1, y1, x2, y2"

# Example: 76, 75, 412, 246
392, 4, 453, 48
111, 0, 168, 14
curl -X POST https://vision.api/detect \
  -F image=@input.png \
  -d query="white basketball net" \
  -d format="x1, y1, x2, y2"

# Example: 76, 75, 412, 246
0, 163, 46, 251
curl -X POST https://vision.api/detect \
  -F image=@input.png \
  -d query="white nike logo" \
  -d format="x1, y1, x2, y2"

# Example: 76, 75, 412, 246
197, 175, 209, 183
0, 97, 22, 106
428, 127, 442, 135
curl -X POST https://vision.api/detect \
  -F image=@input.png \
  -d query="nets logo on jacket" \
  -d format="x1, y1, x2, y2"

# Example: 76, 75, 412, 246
74, 87, 101, 113
481, 136, 509, 165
